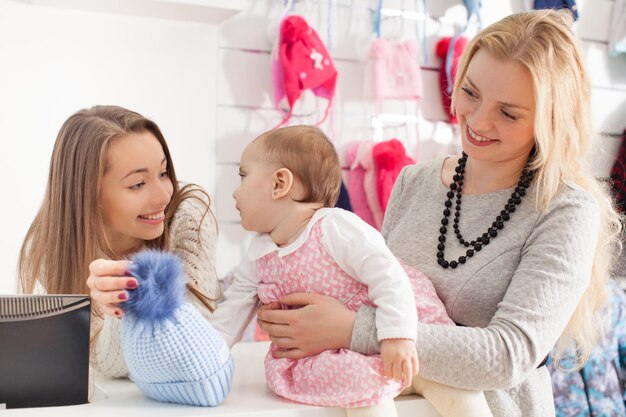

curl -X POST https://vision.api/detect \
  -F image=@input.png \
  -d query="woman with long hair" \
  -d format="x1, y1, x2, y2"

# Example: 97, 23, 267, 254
256, 10, 623, 416
19, 105, 220, 377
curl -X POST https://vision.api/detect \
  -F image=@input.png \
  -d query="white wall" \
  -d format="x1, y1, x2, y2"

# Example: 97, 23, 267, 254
0, 1, 217, 293
214, 0, 626, 276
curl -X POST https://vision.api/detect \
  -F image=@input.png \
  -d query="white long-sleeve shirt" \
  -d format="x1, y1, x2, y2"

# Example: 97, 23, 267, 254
210, 207, 417, 348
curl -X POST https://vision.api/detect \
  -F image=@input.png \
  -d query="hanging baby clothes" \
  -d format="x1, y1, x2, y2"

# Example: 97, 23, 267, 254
436, 0, 480, 124
372, 139, 415, 212
533, 0, 579, 20
367, 39, 423, 103
363, 0, 424, 165
272, 15, 337, 128
547, 280, 626, 416
436, 36, 469, 124
335, 181, 353, 212
346, 141, 380, 229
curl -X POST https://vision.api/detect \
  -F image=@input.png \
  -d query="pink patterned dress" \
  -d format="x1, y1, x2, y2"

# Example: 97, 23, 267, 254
256, 219, 453, 408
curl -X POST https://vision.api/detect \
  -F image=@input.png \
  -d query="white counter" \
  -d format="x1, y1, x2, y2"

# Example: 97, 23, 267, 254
2, 342, 442, 417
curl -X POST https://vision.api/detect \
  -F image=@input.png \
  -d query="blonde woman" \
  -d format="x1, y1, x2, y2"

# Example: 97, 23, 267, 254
19, 105, 220, 378
257, 10, 623, 417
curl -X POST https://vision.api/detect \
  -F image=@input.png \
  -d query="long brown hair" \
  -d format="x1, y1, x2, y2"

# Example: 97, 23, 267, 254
19, 106, 216, 311
451, 10, 623, 367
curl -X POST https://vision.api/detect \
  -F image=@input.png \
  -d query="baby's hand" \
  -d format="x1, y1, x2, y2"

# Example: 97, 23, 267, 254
380, 338, 418, 387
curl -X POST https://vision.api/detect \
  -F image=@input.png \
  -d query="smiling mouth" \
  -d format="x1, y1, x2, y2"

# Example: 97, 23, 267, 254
467, 126, 498, 143
138, 211, 164, 220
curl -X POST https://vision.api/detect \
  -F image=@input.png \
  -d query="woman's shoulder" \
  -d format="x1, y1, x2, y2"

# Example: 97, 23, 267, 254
404, 155, 447, 176
551, 182, 599, 213
404, 156, 448, 179
174, 184, 213, 218
401, 155, 447, 186
534, 182, 601, 231
169, 184, 215, 236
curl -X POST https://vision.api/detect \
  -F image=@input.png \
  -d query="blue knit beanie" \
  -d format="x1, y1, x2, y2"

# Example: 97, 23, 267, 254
120, 249, 233, 407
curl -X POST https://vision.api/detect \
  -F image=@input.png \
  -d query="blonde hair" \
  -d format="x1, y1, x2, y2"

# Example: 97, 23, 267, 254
19, 105, 217, 311
256, 125, 341, 207
451, 9, 623, 367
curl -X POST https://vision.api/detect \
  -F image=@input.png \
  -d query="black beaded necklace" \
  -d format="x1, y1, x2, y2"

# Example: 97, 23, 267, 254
436, 152, 534, 269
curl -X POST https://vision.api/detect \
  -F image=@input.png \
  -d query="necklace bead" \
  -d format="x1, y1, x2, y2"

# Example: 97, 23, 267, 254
437, 152, 533, 269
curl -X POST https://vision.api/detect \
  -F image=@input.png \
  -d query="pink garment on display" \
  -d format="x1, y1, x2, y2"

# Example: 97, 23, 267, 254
360, 142, 384, 230
436, 36, 469, 124
346, 141, 377, 229
369, 38, 423, 100
372, 139, 415, 212
272, 15, 337, 127
271, 47, 287, 119
256, 220, 452, 408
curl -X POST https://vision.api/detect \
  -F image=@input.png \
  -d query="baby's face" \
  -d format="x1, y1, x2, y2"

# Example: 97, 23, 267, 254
232, 142, 279, 233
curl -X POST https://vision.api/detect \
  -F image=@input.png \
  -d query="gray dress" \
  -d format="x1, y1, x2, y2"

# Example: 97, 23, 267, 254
350, 156, 601, 417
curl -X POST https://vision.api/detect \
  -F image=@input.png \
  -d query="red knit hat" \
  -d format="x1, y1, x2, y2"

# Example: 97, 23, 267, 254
273, 15, 337, 128
436, 36, 469, 124
372, 139, 415, 212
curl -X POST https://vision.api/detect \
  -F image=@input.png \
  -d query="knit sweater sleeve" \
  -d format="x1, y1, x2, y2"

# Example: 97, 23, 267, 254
353, 183, 601, 390
168, 187, 221, 316
90, 186, 220, 377
90, 314, 128, 377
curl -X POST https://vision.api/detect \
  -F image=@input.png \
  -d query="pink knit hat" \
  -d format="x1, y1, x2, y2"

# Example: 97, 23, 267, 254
372, 139, 414, 212
273, 15, 337, 128
369, 39, 422, 101
436, 36, 468, 124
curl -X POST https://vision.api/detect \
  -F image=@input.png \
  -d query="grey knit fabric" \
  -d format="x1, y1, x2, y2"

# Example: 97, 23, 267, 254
351, 156, 601, 417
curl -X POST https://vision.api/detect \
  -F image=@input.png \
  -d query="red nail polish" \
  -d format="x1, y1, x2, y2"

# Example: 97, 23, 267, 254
114, 310, 121, 316
127, 280, 137, 289
118, 292, 128, 300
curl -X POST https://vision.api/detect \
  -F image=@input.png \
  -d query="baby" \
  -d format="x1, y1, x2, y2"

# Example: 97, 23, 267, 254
210, 125, 491, 417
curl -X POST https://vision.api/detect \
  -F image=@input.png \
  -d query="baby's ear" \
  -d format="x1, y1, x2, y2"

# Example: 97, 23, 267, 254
272, 168, 294, 199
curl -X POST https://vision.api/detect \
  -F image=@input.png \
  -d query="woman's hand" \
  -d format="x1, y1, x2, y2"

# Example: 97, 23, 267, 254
256, 293, 356, 360
86, 259, 137, 318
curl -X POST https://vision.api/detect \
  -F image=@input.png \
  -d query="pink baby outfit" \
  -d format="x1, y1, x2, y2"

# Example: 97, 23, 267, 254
346, 141, 377, 229
256, 217, 452, 408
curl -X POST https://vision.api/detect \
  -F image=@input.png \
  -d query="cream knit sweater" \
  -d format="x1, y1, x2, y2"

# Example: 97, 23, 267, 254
90, 189, 220, 378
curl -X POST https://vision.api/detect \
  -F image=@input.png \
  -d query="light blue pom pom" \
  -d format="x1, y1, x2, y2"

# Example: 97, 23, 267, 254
124, 249, 186, 322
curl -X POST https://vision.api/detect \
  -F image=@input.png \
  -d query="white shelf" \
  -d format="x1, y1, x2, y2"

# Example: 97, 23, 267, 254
3, 342, 443, 417
24, 0, 245, 24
